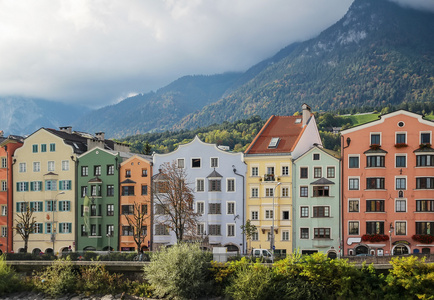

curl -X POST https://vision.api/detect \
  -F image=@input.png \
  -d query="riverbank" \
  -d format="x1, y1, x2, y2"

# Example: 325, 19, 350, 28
0, 291, 148, 300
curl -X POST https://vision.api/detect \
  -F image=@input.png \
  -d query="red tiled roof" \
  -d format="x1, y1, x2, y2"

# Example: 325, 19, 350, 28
245, 115, 304, 154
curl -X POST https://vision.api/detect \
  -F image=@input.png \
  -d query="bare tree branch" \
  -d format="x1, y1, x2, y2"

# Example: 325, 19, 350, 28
13, 202, 36, 253
123, 202, 149, 252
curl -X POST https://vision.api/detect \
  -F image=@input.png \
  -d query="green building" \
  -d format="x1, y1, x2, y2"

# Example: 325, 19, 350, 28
76, 147, 131, 251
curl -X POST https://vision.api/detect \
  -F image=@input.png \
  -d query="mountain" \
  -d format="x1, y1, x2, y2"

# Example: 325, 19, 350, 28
176, 0, 434, 129
73, 73, 242, 138
0, 97, 90, 137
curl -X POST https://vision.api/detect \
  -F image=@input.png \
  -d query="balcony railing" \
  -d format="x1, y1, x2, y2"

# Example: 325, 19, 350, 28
263, 174, 275, 182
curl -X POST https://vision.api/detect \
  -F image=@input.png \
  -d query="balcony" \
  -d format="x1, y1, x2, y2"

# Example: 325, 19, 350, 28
263, 174, 276, 182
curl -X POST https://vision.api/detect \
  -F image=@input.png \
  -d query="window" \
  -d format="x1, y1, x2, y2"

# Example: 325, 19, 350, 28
416, 200, 434, 212
59, 201, 70, 212
282, 210, 289, 220
30, 181, 42, 191
90, 204, 97, 216
370, 134, 380, 145
107, 165, 114, 175
349, 178, 359, 190
91, 185, 101, 196
227, 224, 235, 237
1, 227, 7, 237
141, 168, 147, 177
396, 133, 406, 144
313, 186, 329, 197
208, 224, 221, 236
313, 206, 330, 217
314, 167, 322, 178
209, 179, 221, 191
300, 206, 309, 218
107, 185, 114, 196
122, 205, 134, 215
94, 165, 101, 176
366, 221, 384, 235
349, 200, 359, 212
196, 179, 204, 192
396, 155, 407, 168
1, 181, 6, 191
62, 160, 69, 171
211, 157, 218, 168
300, 167, 308, 179
313, 153, 320, 160
396, 200, 406, 212
281, 187, 289, 197
349, 156, 359, 168
252, 232, 259, 241
107, 204, 114, 216
45, 200, 56, 212
282, 166, 289, 176
49, 143, 56, 152
366, 200, 385, 212
227, 179, 235, 192
300, 186, 308, 197
122, 186, 135, 196
327, 167, 335, 178
155, 204, 166, 215
251, 188, 259, 198
81, 225, 88, 237
19, 162, 26, 173
16, 182, 29, 192
142, 205, 148, 215
416, 177, 434, 189
396, 178, 406, 190
421, 132, 431, 144
45, 180, 57, 191
366, 156, 385, 168
314, 228, 330, 238
59, 180, 72, 190
265, 210, 274, 219
33, 223, 43, 234
348, 221, 359, 235
81, 166, 88, 176
366, 178, 385, 189
125, 169, 131, 178
32, 144, 38, 153
192, 158, 201, 168
141, 185, 148, 195
227, 202, 235, 215
416, 155, 434, 167
267, 166, 275, 175
107, 225, 114, 236
177, 158, 185, 168
265, 188, 274, 197
251, 167, 258, 176
197, 223, 205, 235
282, 231, 290, 241
41, 144, 47, 152
268, 137, 280, 148
47, 161, 55, 172
1, 157, 7, 168
33, 162, 40, 172
1, 206, 6, 216
300, 228, 309, 239
197, 202, 204, 214
81, 186, 88, 197
416, 222, 434, 235
17, 202, 27, 212
251, 211, 258, 220
395, 222, 406, 235
123, 226, 134, 236
209, 203, 221, 214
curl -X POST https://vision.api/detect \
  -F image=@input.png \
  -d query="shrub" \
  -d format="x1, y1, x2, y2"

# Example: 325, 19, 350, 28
0, 254, 21, 296
77, 264, 128, 295
129, 280, 155, 298
144, 243, 213, 299
32, 258, 77, 297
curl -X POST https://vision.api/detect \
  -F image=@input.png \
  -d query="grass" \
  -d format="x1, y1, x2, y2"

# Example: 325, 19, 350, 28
342, 113, 381, 126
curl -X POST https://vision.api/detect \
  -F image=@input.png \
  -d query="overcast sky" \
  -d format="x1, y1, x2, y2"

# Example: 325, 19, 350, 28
0, 0, 432, 109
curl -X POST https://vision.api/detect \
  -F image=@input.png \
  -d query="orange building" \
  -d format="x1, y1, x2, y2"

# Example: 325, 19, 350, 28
0, 134, 23, 254
119, 155, 153, 252
341, 110, 434, 256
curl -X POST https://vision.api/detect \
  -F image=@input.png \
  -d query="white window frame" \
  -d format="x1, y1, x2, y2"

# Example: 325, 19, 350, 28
251, 211, 258, 220
394, 221, 407, 236
370, 132, 382, 145
348, 177, 360, 190
47, 161, 55, 172
227, 202, 235, 215
227, 178, 235, 192
210, 157, 219, 168
1, 181, 7, 191
395, 176, 407, 191
265, 209, 274, 220
33, 162, 40, 172
177, 158, 185, 169
348, 199, 360, 213
265, 188, 274, 197
62, 160, 69, 171
281, 165, 289, 176
395, 131, 407, 144
395, 199, 407, 212
19, 162, 26, 173
251, 166, 259, 177
420, 131, 432, 144
1, 157, 7, 169
1, 205, 7, 216
196, 178, 205, 192
348, 155, 360, 169
282, 230, 290, 241
281, 186, 289, 197
227, 224, 235, 237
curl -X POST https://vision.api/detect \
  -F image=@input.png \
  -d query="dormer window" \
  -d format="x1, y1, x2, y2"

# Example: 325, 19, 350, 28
268, 137, 280, 149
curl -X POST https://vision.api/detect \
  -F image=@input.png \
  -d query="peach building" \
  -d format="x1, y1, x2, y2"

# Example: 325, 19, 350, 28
341, 110, 434, 256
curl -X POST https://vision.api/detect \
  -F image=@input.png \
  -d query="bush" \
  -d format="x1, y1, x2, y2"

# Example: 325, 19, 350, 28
0, 255, 21, 295
77, 264, 128, 295
32, 258, 77, 297
129, 280, 155, 298
144, 243, 213, 299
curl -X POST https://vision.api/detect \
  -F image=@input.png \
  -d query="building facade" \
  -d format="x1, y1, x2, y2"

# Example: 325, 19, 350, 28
341, 110, 434, 256
153, 136, 246, 253
292, 146, 340, 258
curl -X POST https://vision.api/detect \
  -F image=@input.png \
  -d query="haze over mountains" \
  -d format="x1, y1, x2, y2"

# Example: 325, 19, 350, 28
1, 0, 433, 138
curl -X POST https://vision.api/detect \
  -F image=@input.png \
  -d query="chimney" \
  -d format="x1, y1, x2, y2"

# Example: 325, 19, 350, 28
95, 132, 105, 141
0, 130, 3, 137
302, 103, 311, 127
59, 126, 72, 134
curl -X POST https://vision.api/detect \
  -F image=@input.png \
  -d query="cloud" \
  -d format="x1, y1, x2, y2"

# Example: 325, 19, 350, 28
0, 0, 431, 108
390, 0, 434, 12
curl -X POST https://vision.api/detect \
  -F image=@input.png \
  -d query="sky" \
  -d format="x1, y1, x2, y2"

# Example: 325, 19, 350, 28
0, 0, 433, 109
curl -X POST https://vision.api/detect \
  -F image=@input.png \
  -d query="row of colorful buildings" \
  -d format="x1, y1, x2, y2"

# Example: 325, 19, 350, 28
0, 105, 433, 257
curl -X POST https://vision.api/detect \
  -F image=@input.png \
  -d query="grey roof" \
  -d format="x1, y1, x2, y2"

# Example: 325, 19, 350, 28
207, 169, 223, 178
88, 177, 103, 183
310, 177, 335, 185
414, 146, 434, 153
363, 148, 388, 154
121, 178, 136, 184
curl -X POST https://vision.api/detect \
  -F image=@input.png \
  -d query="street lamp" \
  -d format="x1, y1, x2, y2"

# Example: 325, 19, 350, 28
270, 182, 281, 261
52, 191, 65, 254
389, 222, 394, 256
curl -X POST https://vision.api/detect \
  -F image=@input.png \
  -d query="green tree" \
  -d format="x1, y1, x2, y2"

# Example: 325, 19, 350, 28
240, 219, 257, 255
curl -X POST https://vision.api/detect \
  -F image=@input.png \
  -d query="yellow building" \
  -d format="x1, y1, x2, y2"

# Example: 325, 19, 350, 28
244, 104, 321, 255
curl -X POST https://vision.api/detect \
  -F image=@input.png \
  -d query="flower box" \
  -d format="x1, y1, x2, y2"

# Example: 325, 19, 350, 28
412, 234, 434, 244
361, 234, 389, 242
369, 144, 381, 150
394, 143, 408, 148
